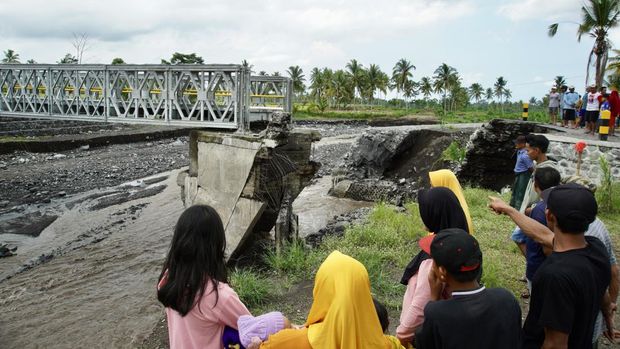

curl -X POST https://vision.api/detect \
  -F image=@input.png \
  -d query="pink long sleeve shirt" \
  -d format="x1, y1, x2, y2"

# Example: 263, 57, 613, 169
396, 258, 433, 343
159, 277, 251, 349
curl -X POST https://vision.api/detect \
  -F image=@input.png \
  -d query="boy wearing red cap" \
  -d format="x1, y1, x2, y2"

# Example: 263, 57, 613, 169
414, 229, 522, 349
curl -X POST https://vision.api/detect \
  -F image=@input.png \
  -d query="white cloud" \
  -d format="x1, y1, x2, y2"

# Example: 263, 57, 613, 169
0, 0, 475, 73
497, 0, 580, 22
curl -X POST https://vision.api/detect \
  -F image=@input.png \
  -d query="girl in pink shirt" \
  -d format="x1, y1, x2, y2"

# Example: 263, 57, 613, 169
397, 187, 469, 347
157, 205, 251, 349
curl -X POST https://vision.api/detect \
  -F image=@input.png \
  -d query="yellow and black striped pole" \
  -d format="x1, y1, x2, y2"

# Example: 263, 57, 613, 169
599, 110, 610, 141
522, 103, 529, 121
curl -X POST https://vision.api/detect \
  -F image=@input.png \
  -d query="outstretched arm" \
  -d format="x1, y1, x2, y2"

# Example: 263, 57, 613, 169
488, 196, 554, 249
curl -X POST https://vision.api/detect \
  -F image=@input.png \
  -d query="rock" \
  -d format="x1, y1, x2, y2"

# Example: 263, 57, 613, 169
80, 145, 90, 151
0, 200, 9, 207
399, 178, 406, 185
57, 191, 66, 197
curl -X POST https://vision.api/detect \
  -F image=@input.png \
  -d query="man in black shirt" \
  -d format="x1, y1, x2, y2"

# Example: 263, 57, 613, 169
490, 183, 614, 349
415, 229, 522, 349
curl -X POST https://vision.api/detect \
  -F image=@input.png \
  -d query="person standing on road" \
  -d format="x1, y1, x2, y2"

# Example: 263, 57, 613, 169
562, 86, 579, 128
548, 86, 561, 126
585, 85, 603, 135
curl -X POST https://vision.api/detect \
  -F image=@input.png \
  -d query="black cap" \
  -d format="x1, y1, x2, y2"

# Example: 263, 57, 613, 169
541, 183, 597, 231
428, 228, 482, 275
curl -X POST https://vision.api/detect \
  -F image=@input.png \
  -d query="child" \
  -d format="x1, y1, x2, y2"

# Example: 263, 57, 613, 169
415, 229, 522, 349
510, 135, 534, 210
374, 298, 405, 349
157, 205, 251, 349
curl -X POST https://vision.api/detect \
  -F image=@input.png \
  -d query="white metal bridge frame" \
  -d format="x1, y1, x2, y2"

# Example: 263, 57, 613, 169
0, 64, 293, 131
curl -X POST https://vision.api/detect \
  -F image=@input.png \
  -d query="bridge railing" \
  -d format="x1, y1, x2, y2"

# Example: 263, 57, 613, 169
0, 64, 293, 130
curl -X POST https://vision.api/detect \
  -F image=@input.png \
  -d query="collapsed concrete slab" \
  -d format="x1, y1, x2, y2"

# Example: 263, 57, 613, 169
334, 125, 474, 204
178, 112, 320, 261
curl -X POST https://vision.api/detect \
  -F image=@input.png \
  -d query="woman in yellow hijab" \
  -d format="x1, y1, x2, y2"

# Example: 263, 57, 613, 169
428, 169, 474, 234
259, 251, 402, 349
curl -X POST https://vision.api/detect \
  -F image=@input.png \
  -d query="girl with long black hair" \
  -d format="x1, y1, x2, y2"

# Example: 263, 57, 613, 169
157, 205, 251, 349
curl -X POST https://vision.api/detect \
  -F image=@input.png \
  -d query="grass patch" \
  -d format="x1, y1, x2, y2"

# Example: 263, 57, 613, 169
229, 268, 272, 308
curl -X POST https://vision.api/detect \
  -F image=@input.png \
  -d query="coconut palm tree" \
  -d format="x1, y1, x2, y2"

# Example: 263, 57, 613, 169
469, 83, 484, 103
419, 77, 433, 100
346, 59, 366, 101
403, 80, 418, 109
554, 75, 567, 88
494, 76, 508, 114
26, 59, 36, 64
433, 63, 458, 113
607, 48, 620, 74
2, 49, 20, 63
549, 0, 620, 88
309, 67, 324, 100
286, 65, 306, 97
392, 58, 416, 104
365, 64, 386, 103
485, 88, 494, 102
329, 70, 354, 109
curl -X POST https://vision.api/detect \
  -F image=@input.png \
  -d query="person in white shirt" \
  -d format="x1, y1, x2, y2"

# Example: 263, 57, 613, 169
585, 85, 602, 135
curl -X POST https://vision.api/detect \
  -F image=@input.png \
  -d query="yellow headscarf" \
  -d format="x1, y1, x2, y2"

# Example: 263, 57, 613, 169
306, 251, 388, 349
429, 169, 474, 234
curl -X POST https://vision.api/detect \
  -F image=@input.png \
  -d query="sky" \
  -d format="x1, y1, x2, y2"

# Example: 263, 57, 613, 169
0, 0, 618, 101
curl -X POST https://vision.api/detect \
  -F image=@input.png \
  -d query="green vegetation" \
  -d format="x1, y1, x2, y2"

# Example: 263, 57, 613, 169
597, 156, 615, 213
441, 141, 467, 164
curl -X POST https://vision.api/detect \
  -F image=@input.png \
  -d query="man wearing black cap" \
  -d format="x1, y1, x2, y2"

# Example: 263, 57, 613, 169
414, 229, 522, 349
490, 184, 614, 349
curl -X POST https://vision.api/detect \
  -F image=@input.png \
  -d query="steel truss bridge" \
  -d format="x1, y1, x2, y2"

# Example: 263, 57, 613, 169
0, 64, 293, 131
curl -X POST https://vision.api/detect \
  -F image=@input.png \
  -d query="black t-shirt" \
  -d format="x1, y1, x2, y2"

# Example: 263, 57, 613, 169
522, 236, 611, 349
415, 287, 522, 349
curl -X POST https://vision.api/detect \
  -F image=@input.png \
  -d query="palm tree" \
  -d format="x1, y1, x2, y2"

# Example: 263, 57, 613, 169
469, 83, 484, 103
272, 71, 281, 77
286, 65, 305, 97
329, 70, 354, 109
2, 49, 20, 63
346, 59, 366, 101
433, 63, 458, 113
365, 64, 386, 103
392, 58, 416, 104
529, 97, 538, 106
485, 88, 494, 102
549, 0, 620, 88
258, 71, 267, 76
554, 75, 566, 88
419, 77, 433, 100
607, 48, 620, 74
494, 77, 508, 114
26, 59, 36, 64
403, 80, 418, 109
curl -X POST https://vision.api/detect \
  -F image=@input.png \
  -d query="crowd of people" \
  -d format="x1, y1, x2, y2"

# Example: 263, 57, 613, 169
548, 84, 619, 136
155, 135, 618, 349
